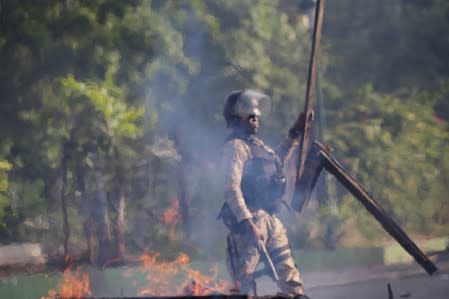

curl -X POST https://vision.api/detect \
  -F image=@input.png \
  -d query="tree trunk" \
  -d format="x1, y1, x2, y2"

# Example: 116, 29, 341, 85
171, 130, 192, 237
110, 189, 126, 264
91, 151, 112, 266
77, 151, 113, 267
176, 164, 192, 237
110, 148, 127, 264
60, 148, 70, 263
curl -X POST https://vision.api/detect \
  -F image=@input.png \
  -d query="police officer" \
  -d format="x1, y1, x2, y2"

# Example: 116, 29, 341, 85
220, 89, 310, 298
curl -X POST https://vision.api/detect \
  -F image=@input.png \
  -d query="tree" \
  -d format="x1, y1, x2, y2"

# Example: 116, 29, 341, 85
59, 74, 144, 264
1, 0, 448, 265
323, 85, 449, 243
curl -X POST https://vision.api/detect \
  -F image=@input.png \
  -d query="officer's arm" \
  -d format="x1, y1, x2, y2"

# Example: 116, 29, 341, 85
275, 136, 300, 164
275, 111, 311, 163
222, 139, 252, 223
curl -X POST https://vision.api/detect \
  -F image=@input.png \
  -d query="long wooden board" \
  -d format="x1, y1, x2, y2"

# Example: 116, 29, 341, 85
314, 141, 438, 275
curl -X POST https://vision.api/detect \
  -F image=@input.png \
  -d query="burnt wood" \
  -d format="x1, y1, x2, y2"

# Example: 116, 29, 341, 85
313, 141, 438, 275
296, 0, 325, 181
291, 143, 327, 212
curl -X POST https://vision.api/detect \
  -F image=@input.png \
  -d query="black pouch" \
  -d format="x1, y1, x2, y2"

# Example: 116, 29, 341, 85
217, 202, 239, 231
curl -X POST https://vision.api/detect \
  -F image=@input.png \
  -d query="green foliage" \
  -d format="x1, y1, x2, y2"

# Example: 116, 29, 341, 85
324, 0, 449, 92
0, 160, 13, 232
0, 0, 448, 252
0, 160, 12, 192
323, 85, 449, 241
60, 75, 144, 140
0, 159, 46, 242
207, 0, 312, 134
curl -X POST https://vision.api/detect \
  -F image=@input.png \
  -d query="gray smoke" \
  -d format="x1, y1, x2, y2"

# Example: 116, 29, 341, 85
141, 6, 228, 262
149, 136, 181, 161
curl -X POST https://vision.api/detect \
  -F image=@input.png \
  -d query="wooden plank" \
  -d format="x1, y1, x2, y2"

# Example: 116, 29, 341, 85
313, 141, 438, 275
291, 143, 327, 212
296, 0, 325, 181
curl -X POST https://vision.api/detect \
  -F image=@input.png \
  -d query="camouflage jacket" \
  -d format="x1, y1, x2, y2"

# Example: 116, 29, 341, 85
222, 134, 299, 222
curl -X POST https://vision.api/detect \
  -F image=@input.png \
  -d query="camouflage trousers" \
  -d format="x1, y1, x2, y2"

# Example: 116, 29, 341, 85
225, 209, 304, 296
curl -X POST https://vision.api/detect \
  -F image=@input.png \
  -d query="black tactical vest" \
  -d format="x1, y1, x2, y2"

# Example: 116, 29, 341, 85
229, 134, 287, 213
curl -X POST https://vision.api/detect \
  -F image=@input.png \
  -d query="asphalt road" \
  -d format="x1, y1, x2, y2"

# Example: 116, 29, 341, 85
306, 273, 449, 299
256, 260, 449, 299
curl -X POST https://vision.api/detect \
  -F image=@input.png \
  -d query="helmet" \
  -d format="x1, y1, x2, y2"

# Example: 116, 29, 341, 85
223, 89, 271, 127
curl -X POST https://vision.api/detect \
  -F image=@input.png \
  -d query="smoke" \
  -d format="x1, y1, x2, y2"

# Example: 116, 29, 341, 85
141, 5, 228, 261
149, 137, 181, 161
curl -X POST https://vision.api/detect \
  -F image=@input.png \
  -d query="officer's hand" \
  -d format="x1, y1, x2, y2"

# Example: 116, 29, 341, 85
240, 218, 263, 248
289, 110, 315, 138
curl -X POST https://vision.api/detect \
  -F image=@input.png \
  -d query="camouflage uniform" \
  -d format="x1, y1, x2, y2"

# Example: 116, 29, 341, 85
222, 134, 304, 296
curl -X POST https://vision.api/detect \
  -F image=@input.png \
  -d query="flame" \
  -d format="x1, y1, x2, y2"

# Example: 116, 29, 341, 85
162, 196, 182, 227
41, 266, 92, 299
162, 196, 182, 239
135, 252, 231, 296
182, 264, 231, 296
42, 197, 232, 297
43, 252, 231, 297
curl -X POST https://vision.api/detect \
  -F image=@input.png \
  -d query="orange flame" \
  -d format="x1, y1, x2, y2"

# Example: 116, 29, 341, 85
43, 196, 231, 298
162, 197, 183, 241
182, 264, 231, 296
43, 252, 231, 297
162, 196, 182, 227
136, 252, 231, 296
41, 267, 92, 299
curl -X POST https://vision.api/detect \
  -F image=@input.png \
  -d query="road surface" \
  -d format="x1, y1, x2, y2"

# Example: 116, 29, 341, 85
257, 259, 449, 299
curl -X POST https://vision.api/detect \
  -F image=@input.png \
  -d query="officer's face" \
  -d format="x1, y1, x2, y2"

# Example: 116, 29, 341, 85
240, 114, 259, 134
